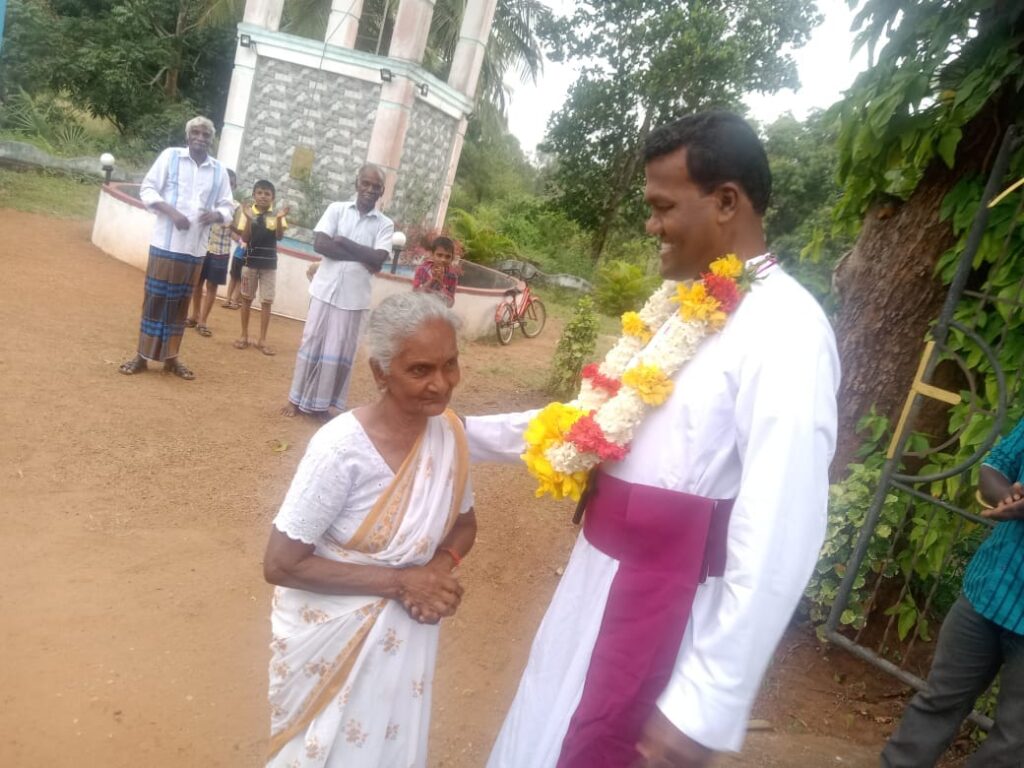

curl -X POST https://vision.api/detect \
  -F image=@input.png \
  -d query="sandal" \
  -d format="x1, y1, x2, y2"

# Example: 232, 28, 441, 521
234, 338, 250, 350
118, 356, 147, 375
164, 359, 195, 380
222, 301, 240, 310
184, 317, 197, 328
257, 343, 276, 356
197, 324, 213, 337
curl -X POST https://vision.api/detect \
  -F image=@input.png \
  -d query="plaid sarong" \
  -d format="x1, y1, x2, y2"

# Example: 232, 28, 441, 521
288, 298, 366, 413
137, 246, 201, 361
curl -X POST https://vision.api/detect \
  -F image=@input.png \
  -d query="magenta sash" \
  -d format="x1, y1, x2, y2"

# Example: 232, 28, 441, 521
556, 471, 733, 768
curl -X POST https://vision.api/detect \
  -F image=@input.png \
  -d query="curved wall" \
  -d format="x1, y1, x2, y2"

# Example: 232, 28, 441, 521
91, 183, 521, 339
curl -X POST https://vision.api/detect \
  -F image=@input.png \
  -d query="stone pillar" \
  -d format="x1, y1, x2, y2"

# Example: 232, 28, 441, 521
221, 0, 284, 171
218, 44, 258, 172
447, 0, 498, 98
326, 0, 364, 48
388, 0, 436, 62
433, 1, 498, 225
242, 0, 284, 30
434, 116, 468, 229
366, 0, 437, 209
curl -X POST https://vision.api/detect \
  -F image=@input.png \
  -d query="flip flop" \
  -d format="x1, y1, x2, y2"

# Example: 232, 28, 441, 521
222, 301, 240, 310
257, 343, 276, 356
197, 324, 213, 337
184, 318, 197, 328
164, 360, 195, 380
234, 338, 250, 350
118, 356, 147, 375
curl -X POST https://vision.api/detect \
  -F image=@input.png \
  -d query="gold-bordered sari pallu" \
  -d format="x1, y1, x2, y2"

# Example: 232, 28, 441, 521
267, 410, 470, 767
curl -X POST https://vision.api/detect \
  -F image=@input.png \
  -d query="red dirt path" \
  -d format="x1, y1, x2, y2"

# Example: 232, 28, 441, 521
0, 209, 935, 767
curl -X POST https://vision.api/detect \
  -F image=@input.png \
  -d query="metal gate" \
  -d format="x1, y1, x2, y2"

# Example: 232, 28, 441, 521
824, 125, 1024, 729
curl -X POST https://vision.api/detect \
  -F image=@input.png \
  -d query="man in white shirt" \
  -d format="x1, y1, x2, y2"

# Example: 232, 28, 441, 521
466, 112, 840, 767
284, 165, 394, 418
119, 116, 234, 380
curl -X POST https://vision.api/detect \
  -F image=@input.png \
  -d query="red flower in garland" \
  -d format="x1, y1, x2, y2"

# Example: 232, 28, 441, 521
566, 415, 628, 461
582, 363, 622, 395
702, 273, 742, 313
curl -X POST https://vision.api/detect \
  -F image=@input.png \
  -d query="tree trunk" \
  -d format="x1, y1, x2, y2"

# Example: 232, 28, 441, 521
831, 108, 1006, 478
164, 2, 189, 100
591, 109, 653, 260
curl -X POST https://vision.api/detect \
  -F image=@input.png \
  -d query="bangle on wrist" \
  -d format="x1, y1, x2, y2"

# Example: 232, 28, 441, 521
441, 547, 462, 569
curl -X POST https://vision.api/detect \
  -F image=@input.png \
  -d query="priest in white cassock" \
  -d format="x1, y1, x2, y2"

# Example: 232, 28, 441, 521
465, 111, 840, 768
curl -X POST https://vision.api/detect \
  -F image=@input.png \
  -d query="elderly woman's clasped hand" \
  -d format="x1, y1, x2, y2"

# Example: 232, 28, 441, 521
396, 555, 464, 624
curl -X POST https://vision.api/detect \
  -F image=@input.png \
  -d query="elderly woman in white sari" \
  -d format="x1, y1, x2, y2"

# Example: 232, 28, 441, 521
262, 292, 476, 767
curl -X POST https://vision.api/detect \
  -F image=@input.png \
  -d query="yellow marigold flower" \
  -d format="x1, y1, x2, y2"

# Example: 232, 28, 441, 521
524, 402, 584, 448
522, 403, 589, 500
622, 363, 674, 406
709, 253, 744, 279
676, 282, 724, 326
521, 448, 588, 501
621, 311, 652, 343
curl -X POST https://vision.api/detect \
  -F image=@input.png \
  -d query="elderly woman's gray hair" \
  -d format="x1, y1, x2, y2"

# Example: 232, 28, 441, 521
367, 293, 461, 372
185, 116, 216, 136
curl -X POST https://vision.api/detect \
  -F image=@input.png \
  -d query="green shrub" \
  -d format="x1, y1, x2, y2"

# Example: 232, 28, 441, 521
291, 174, 330, 230
547, 296, 598, 399
124, 100, 201, 154
473, 196, 594, 278
445, 208, 516, 265
593, 259, 659, 316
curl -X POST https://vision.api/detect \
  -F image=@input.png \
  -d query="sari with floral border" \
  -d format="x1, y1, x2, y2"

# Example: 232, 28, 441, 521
267, 410, 470, 767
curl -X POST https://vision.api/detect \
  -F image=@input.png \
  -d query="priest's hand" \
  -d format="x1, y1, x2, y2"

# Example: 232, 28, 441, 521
633, 709, 713, 768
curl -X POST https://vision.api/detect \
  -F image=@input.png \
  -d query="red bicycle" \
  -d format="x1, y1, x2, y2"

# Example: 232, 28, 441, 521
495, 281, 547, 345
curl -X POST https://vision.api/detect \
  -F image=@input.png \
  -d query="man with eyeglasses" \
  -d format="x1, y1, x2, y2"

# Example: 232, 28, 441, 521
284, 164, 395, 418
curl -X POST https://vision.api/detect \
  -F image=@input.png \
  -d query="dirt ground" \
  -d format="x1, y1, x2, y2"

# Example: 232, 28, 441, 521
1, 208, 935, 767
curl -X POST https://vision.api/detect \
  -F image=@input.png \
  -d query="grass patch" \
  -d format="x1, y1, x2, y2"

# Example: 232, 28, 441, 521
0, 167, 99, 219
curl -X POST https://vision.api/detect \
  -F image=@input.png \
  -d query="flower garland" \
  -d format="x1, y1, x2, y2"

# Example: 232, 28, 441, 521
522, 254, 764, 501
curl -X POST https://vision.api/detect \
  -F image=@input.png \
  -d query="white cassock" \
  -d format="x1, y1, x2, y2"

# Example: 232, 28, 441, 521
466, 261, 840, 766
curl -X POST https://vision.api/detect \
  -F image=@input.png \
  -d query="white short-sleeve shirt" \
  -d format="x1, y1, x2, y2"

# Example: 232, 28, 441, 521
310, 201, 395, 310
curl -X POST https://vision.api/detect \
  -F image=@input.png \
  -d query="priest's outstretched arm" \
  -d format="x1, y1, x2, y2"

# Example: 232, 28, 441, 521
465, 410, 539, 463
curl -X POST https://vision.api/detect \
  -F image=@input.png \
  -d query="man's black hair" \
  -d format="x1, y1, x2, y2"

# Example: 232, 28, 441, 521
253, 179, 276, 196
643, 111, 771, 214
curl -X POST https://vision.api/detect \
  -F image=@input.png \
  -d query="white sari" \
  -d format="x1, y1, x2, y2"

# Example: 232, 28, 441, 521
267, 410, 471, 767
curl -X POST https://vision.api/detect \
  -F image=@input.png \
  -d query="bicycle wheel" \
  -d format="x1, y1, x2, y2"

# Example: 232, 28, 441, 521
495, 303, 516, 345
520, 299, 547, 338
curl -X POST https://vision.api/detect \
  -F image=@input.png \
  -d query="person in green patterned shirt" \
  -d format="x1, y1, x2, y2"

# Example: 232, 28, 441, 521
882, 417, 1024, 767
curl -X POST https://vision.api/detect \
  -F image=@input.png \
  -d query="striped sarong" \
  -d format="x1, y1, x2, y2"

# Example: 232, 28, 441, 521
288, 297, 366, 413
137, 246, 202, 362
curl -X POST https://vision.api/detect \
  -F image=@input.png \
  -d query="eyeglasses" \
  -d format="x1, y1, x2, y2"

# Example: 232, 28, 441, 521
357, 179, 384, 193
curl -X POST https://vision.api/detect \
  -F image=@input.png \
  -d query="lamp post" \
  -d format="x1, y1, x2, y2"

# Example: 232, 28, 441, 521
390, 231, 406, 274
100, 152, 116, 185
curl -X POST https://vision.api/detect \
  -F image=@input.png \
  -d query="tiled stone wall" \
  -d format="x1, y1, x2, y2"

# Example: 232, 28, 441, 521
235, 56, 459, 231
390, 99, 459, 228
235, 57, 380, 226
